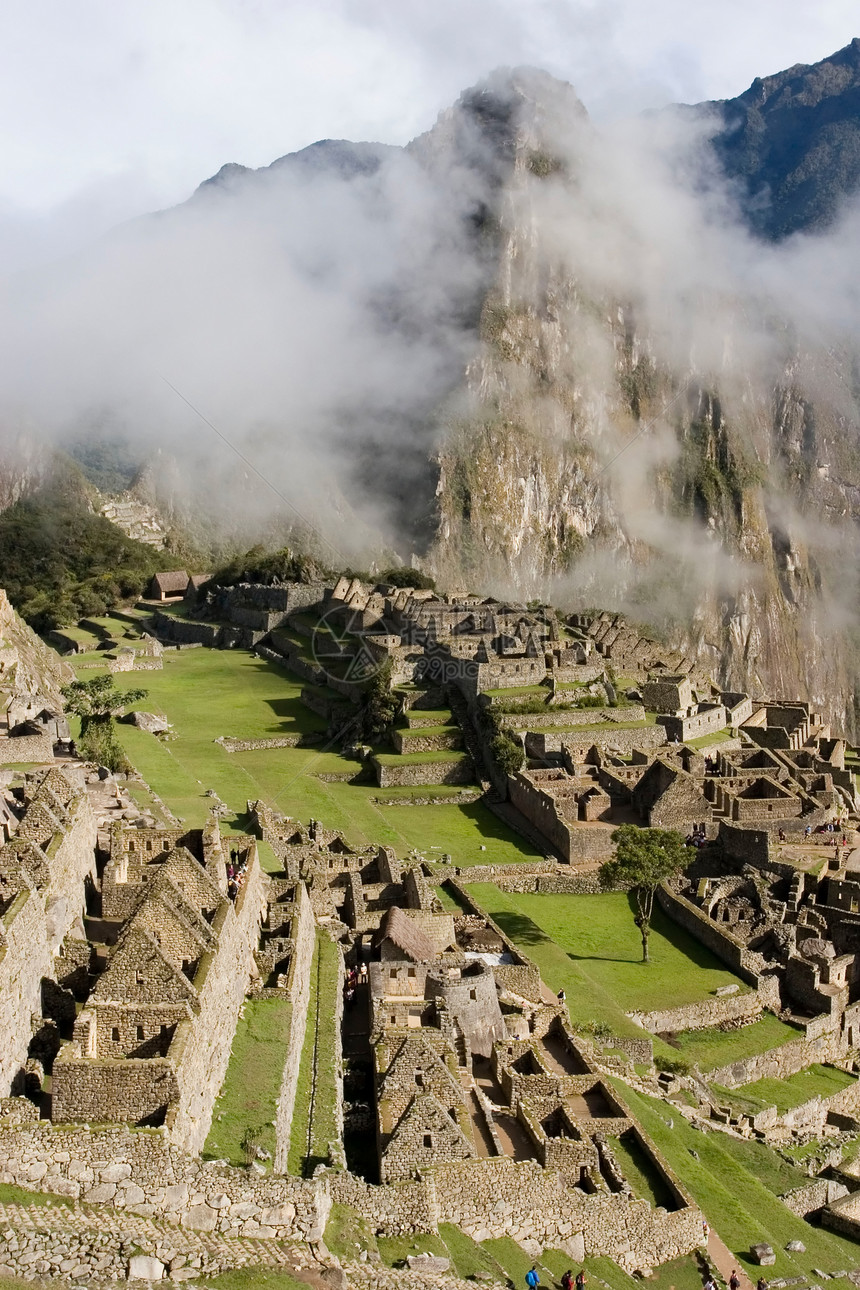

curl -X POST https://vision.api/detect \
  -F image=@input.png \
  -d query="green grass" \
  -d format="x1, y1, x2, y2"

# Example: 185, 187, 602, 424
395, 724, 461, 741
203, 1270, 309, 1290
686, 729, 733, 749
671, 1014, 802, 1071
203, 996, 293, 1168
0, 1182, 75, 1208
713, 1063, 856, 1115
377, 1232, 450, 1266
324, 1201, 379, 1261
79, 646, 537, 866
465, 885, 748, 1051
612, 1079, 860, 1285
288, 930, 341, 1175
373, 748, 470, 765
609, 1132, 676, 1209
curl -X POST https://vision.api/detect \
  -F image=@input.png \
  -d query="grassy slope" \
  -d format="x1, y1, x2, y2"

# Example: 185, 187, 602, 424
614, 1080, 860, 1286
465, 885, 751, 1051
203, 996, 293, 1167
713, 1063, 857, 1115
287, 930, 341, 1176
672, 1014, 802, 1071
78, 647, 538, 865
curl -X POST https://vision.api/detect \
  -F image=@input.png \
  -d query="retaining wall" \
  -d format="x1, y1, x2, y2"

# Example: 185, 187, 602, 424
273, 885, 316, 1172
0, 1120, 326, 1241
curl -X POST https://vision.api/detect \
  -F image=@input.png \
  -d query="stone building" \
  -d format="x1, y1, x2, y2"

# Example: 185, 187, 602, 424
51, 817, 266, 1154
0, 767, 97, 1095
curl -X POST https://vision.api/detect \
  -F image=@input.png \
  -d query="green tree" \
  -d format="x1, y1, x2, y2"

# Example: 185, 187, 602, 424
598, 825, 687, 963
61, 675, 147, 773
358, 660, 400, 742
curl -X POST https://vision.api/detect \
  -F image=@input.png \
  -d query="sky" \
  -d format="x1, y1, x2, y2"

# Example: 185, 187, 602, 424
1, 0, 858, 272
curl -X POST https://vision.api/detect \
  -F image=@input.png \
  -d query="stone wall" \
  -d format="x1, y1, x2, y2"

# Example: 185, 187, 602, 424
273, 884, 316, 1172
656, 884, 762, 988
169, 853, 267, 1154
332, 1155, 701, 1270
373, 756, 475, 788
781, 1177, 849, 1216
0, 734, 55, 764
629, 989, 762, 1036
0, 1120, 326, 1240
706, 1022, 848, 1087
498, 705, 645, 731
526, 726, 668, 758
0, 786, 97, 1094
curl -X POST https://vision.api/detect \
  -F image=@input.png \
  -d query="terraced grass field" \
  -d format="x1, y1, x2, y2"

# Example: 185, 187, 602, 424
464, 884, 751, 1051
74, 645, 539, 865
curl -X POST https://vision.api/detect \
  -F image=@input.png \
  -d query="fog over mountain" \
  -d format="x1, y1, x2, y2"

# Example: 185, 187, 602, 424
4, 41, 860, 721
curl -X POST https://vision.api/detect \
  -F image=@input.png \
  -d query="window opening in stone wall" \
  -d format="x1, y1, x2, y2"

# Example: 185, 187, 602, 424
469, 989, 477, 1000
415, 1072, 424, 1087
135, 969, 144, 984
390, 968, 397, 979
111, 1027, 119, 1041
408, 966, 416, 978
423, 1133, 433, 1148
136, 1025, 144, 1039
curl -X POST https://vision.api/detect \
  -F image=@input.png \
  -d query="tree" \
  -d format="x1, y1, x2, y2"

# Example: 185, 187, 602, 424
598, 824, 687, 963
62, 675, 148, 773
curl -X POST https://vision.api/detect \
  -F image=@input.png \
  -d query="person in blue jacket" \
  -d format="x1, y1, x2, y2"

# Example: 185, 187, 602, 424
526, 1268, 540, 1288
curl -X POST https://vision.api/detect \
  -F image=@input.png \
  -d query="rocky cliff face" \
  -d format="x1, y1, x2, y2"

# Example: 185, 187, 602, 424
422, 67, 860, 729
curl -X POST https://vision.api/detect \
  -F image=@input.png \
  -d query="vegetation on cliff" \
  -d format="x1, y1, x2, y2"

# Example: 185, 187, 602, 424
0, 471, 176, 631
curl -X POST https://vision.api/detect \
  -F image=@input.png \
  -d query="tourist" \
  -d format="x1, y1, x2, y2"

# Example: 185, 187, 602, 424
525, 1266, 540, 1288
703, 1274, 717, 1290
558, 989, 566, 1003
701, 1218, 710, 1243
575, 1270, 587, 1290
730, 1270, 740, 1290
561, 1273, 573, 1290
756, 1279, 768, 1290
778, 829, 785, 843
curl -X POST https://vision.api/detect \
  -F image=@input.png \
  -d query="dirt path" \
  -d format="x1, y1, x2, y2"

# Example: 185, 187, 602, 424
707, 1230, 756, 1290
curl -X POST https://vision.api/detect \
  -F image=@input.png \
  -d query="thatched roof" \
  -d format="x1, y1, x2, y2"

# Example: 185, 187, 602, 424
151, 570, 189, 595
377, 905, 435, 962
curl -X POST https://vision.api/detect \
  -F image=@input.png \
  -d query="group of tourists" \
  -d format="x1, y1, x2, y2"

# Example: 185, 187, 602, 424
343, 961, 368, 1008
226, 848, 249, 902
524, 1266, 586, 1288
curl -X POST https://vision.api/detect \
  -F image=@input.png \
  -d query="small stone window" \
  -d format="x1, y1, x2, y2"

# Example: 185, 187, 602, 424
469, 989, 477, 1001
423, 1133, 433, 1148
146, 840, 153, 851
415, 1072, 424, 1087
390, 1015, 397, 1025
407, 966, 416, 978
135, 969, 144, 985
136, 1025, 145, 1040
128, 841, 135, 853
389, 968, 398, 979
111, 1027, 120, 1041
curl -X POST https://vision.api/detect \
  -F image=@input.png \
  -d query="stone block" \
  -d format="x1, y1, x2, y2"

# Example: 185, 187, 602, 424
181, 1203, 218, 1231
752, 1244, 776, 1265
101, 1162, 132, 1183
128, 1253, 166, 1280
260, 1202, 296, 1226
85, 1182, 117, 1203
786, 1241, 806, 1252
407, 1254, 450, 1272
